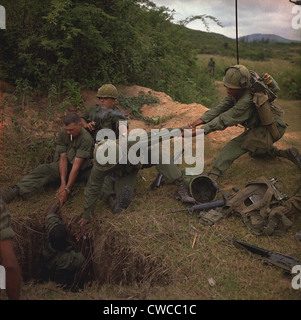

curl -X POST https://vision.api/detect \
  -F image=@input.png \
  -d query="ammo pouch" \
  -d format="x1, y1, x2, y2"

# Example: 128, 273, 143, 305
253, 92, 280, 141
222, 177, 300, 236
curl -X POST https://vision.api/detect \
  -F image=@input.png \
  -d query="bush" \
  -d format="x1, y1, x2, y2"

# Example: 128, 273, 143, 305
277, 69, 301, 100
0, 0, 217, 105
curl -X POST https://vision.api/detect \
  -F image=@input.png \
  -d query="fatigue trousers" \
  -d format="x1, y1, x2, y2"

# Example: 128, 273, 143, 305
213, 123, 286, 174
84, 160, 182, 217
101, 162, 182, 200
16, 162, 92, 196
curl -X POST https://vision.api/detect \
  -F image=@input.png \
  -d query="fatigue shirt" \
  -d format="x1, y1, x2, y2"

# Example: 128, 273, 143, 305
200, 90, 260, 135
81, 104, 126, 141
43, 213, 84, 272
200, 90, 286, 135
0, 197, 14, 242
54, 127, 94, 170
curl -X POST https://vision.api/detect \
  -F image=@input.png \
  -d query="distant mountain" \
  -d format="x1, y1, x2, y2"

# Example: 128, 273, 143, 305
239, 33, 299, 43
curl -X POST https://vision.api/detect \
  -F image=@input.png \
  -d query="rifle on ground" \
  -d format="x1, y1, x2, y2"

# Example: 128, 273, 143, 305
231, 238, 300, 273
170, 199, 225, 214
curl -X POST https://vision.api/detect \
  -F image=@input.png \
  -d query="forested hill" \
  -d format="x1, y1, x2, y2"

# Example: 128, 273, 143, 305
0, 0, 213, 104
0, 0, 300, 104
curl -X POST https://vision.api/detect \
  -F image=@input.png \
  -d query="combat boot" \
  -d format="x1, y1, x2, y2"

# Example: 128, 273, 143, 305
111, 185, 133, 214
278, 147, 301, 169
175, 180, 195, 204
0, 186, 19, 203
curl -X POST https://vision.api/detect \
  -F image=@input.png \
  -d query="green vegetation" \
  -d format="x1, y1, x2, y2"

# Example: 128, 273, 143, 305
0, 0, 216, 105
117, 92, 168, 124
1, 0, 300, 105
0, 0, 300, 301
1, 61, 300, 301
197, 52, 301, 101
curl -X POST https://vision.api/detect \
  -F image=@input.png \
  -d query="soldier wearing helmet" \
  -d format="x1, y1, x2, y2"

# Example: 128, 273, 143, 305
188, 65, 301, 180
77, 135, 197, 240
80, 84, 127, 141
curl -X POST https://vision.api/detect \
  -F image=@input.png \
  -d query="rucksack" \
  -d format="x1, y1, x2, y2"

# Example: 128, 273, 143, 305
249, 71, 283, 141
222, 176, 301, 236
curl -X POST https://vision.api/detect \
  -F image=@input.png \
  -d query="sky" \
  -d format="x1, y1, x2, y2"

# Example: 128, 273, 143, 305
150, 0, 301, 41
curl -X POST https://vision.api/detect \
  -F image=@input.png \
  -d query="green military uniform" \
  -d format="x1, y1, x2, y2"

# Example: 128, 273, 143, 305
42, 212, 84, 286
16, 127, 94, 196
83, 150, 182, 220
200, 90, 287, 173
0, 197, 14, 242
81, 104, 126, 141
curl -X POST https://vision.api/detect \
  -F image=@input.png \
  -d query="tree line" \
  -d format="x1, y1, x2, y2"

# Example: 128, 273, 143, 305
0, 0, 216, 104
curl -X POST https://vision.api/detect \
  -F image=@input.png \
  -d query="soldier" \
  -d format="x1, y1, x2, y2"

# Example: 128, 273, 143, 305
80, 83, 127, 141
188, 65, 301, 181
41, 199, 85, 289
80, 84, 194, 206
208, 57, 215, 77
77, 138, 195, 239
0, 113, 94, 205
0, 192, 21, 300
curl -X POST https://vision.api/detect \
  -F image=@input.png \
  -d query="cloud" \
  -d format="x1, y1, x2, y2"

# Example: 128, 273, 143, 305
151, 0, 301, 41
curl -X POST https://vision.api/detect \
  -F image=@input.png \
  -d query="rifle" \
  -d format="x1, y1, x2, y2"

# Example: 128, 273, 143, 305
170, 199, 225, 214
231, 238, 300, 273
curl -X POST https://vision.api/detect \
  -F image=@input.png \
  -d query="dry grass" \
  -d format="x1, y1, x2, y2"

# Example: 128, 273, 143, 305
1, 75, 301, 300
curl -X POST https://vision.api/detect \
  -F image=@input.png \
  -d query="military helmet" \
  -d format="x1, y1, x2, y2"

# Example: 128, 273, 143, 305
223, 65, 250, 89
184, 174, 218, 203
96, 84, 118, 99
93, 139, 121, 172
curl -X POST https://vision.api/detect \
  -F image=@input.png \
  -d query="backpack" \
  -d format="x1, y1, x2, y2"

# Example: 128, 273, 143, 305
222, 176, 301, 236
249, 71, 283, 141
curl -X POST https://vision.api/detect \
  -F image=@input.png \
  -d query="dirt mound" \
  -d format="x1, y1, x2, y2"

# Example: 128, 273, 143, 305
82, 85, 244, 142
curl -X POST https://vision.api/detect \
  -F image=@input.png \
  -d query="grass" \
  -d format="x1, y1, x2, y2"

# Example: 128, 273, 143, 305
1, 55, 301, 301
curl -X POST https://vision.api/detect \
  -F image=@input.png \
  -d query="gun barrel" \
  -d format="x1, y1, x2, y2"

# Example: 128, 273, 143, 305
232, 239, 271, 258
170, 199, 225, 213
232, 239, 300, 272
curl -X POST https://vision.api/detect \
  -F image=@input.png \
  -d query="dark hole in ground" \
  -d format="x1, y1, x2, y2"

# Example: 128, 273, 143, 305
11, 215, 170, 288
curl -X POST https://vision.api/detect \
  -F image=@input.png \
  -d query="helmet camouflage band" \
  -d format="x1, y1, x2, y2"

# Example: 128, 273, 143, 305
96, 84, 118, 99
223, 65, 250, 89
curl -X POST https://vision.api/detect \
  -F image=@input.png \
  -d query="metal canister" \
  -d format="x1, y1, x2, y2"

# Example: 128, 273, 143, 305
261, 73, 280, 93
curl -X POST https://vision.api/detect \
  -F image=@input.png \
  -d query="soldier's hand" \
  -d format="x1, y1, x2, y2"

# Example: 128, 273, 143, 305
180, 126, 197, 137
56, 184, 66, 197
56, 188, 69, 206
76, 218, 91, 241
187, 118, 204, 128
86, 121, 96, 131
